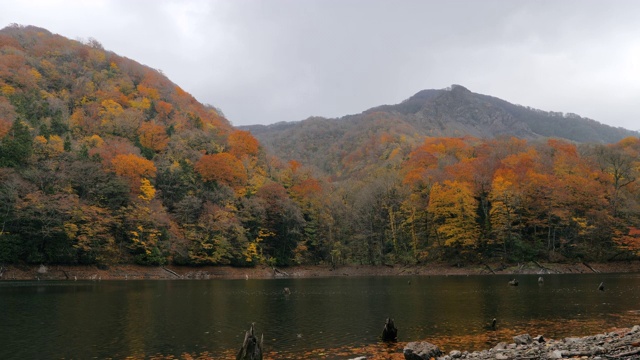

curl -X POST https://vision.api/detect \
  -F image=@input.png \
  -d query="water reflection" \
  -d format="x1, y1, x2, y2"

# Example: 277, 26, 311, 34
1, 273, 640, 359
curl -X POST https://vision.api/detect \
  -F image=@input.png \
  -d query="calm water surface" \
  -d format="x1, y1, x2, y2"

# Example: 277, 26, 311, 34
2, 273, 640, 359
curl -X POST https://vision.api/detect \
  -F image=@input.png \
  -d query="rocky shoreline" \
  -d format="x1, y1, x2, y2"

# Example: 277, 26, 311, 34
2, 260, 640, 281
401, 325, 640, 360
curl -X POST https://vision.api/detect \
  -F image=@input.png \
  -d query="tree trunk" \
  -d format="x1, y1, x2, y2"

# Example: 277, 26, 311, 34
236, 324, 263, 360
381, 318, 398, 342
236, 324, 264, 360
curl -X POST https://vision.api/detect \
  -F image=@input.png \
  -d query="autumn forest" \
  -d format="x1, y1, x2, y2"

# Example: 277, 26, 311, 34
0, 25, 639, 269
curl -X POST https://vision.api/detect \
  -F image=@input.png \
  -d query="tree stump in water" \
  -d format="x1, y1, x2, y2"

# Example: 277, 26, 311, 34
236, 323, 263, 360
381, 318, 398, 342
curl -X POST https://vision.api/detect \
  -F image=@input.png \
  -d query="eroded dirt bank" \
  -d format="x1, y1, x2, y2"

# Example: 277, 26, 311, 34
2, 260, 640, 281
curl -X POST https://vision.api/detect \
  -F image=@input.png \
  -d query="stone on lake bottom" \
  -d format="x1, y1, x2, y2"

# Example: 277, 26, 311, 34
449, 350, 462, 358
404, 341, 442, 360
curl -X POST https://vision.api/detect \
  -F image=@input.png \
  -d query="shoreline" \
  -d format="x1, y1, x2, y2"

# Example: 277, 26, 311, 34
2, 260, 640, 281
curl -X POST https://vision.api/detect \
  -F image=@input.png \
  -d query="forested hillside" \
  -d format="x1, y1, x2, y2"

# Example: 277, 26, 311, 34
244, 85, 637, 176
1, 25, 639, 269
0, 25, 321, 267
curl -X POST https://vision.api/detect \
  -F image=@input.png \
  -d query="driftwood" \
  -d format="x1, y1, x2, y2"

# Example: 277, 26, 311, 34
60, 268, 70, 280
381, 318, 398, 342
236, 323, 263, 360
583, 262, 600, 273
272, 267, 289, 277
162, 267, 182, 278
532, 260, 555, 274
483, 263, 496, 274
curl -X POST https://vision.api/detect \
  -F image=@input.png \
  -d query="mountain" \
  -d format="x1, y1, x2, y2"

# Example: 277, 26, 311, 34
242, 84, 637, 174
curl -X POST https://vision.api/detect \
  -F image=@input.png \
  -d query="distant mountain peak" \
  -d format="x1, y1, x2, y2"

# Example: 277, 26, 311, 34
447, 84, 470, 92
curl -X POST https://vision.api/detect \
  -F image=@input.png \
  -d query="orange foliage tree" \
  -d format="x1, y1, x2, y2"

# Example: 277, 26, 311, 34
111, 153, 157, 193
227, 130, 259, 159
138, 121, 169, 152
194, 152, 248, 189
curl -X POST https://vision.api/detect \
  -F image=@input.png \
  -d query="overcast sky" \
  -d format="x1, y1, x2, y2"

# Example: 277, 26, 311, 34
2, 0, 639, 130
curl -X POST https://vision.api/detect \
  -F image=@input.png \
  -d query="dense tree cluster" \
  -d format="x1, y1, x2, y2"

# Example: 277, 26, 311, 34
0, 25, 311, 266
0, 25, 639, 268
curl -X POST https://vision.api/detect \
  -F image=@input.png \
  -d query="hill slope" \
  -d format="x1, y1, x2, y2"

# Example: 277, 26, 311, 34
243, 84, 637, 174
0, 24, 315, 267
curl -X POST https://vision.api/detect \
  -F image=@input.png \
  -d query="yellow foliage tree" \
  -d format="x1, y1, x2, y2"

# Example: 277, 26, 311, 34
33, 135, 65, 159
130, 97, 151, 110
137, 84, 160, 100
489, 170, 522, 256
428, 180, 479, 248
138, 178, 156, 202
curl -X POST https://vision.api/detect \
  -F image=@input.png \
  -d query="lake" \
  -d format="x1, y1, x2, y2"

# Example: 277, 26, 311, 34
2, 273, 640, 359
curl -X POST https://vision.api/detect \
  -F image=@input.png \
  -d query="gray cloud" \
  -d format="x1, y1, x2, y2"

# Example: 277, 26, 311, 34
2, 0, 639, 130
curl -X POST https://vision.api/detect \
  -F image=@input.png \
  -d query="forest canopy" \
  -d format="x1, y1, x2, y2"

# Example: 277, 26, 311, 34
1, 25, 639, 268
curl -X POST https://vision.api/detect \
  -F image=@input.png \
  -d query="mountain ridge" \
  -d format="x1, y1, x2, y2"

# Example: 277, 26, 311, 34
241, 84, 637, 174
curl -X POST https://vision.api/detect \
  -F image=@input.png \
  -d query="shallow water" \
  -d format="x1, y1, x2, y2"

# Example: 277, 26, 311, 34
1, 273, 640, 359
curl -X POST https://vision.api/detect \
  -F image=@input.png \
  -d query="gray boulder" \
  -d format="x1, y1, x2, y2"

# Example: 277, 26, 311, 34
513, 334, 533, 345
404, 341, 442, 360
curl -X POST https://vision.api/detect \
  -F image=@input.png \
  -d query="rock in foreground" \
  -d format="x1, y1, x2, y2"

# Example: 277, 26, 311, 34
404, 341, 442, 359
